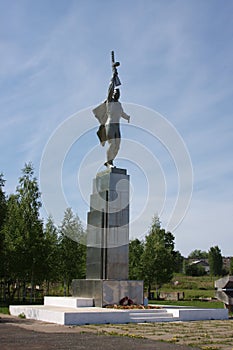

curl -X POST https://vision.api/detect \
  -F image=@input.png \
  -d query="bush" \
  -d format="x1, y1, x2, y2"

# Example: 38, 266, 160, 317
185, 264, 206, 277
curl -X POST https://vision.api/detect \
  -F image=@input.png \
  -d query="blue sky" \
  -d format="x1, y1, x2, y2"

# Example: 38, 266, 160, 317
1, 0, 233, 257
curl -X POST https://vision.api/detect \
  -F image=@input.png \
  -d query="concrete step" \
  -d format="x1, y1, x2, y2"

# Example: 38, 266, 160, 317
128, 310, 175, 322
44, 296, 94, 308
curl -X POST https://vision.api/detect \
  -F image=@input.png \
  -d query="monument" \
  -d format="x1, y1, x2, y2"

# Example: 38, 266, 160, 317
9, 52, 229, 324
72, 52, 144, 306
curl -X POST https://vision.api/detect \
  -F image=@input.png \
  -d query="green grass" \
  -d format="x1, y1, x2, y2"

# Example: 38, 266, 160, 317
0, 306, 9, 314
154, 274, 218, 296
180, 289, 215, 299
162, 274, 217, 290
148, 274, 226, 309
150, 300, 224, 308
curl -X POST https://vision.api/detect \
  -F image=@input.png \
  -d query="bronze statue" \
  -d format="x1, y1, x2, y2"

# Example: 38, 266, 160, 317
93, 51, 130, 168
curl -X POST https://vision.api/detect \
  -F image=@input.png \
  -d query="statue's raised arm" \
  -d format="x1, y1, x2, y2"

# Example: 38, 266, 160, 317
107, 51, 121, 102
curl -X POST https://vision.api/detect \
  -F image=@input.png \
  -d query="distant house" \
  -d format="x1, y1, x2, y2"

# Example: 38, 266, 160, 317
189, 259, 210, 273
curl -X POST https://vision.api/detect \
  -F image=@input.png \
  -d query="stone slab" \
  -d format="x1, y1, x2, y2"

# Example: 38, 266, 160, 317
44, 296, 94, 308
71, 279, 144, 307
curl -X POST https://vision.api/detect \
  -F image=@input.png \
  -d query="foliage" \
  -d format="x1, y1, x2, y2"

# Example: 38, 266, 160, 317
185, 263, 206, 276
0, 162, 89, 302
1, 163, 44, 301
2, 194, 23, 283
188, 249, 208, 259
0, 173, 7, 279
208, 246, 223, 276
16, 163, 44, 284
59, 208, 86, 295
172, 250, 184, 273
0, 173, 7, 231
129, 239, 144, 280
43, 216, 60, 292
141, 215, 175, 298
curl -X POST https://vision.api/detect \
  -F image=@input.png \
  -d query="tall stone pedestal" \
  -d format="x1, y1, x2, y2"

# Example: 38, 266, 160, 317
72, 167, 143, 306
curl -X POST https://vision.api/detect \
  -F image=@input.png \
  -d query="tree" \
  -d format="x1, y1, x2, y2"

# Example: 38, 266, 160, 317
59, 208, 86, 295
141, 215, 175, 299
129, 238, 144, 280
43, 216, 60, 294
2, 160, 49, 301
2, 195, 23, 293
185, 262, 206, 276
0, 173, 7, 280
188, 249, 208, 259
18, 163, 44, 296
172, 250, 184, 273
208, 246, 223, 276
0, 173, 7, 231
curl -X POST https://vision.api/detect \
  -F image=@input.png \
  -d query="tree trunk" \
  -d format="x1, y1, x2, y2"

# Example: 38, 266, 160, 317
156, 286, 160, 299
3, 280, 7, 302
17, 279, 20, 301
23, 281, 26, 302
7, 281, 11, 301
30, 275, 34, 304
64, 279, 67, 296
147, 283, 151, 299
46, 280, 50, 295
30, 284, 33, 303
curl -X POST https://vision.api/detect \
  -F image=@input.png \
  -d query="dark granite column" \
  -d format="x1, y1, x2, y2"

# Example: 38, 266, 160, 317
86, 167, 129, 280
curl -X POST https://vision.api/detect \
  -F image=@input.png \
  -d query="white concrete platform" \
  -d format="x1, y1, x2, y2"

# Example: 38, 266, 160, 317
9, 297, 228, 326
44, 296, 94, 308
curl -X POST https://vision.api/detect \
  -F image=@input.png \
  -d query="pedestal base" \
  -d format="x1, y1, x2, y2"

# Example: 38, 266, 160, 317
71, 279, 144, 307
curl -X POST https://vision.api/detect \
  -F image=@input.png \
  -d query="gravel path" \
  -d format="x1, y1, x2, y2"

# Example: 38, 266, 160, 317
0, 314, 200, 350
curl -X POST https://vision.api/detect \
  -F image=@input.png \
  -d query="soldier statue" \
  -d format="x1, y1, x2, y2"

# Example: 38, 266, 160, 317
93, 52, 130, 168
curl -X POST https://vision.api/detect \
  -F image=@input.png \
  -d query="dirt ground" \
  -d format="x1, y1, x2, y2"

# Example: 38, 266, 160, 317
1, 313, 233, 350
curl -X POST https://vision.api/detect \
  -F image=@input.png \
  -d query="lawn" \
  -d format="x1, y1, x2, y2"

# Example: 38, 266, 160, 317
0, 306, 9, 314
161, 274, 217, 292
150, 299, 224, 308
149, 274, 225, 308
